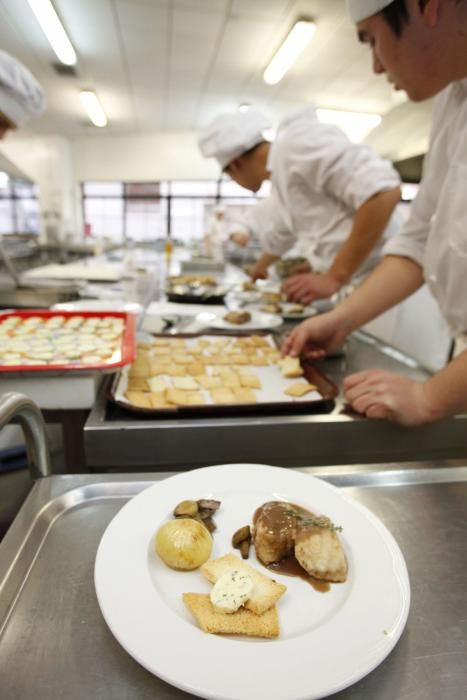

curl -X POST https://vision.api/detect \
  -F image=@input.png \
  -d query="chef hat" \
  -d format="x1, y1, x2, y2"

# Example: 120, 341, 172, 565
347, 0, 394, 23
0, 50, 46, 128
198, 110, 271, 169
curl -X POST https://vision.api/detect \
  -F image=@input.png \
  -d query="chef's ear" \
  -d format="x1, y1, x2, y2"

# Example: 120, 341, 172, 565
418, 0, 441, 28
227, 158, 242, 175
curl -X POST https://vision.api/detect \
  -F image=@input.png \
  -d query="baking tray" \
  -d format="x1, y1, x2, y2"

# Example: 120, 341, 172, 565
108, 333, 338, 417
0, 310, 136, 374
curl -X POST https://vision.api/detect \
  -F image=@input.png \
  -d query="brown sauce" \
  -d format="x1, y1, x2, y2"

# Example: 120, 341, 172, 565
267, 556, 331, 593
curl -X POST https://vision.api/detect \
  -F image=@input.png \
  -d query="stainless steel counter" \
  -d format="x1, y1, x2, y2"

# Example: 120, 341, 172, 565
0, 464, 465, 699
84, 331, 467, 469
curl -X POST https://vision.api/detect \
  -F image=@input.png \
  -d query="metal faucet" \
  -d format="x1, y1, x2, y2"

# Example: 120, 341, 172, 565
0, 393, 51, 478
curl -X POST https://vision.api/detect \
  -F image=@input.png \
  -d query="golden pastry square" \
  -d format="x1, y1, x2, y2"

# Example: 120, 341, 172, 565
170, 339, 186, 347
217, 369, 239, 383
165, 364, 187, 377
232, 387, 257, 403
184, 391, 205, 406
147, 376, 169, 392
152, 338, 170, 347
187, 361, 205, 376
222, 374, 241, 388
173, 376, 199, 390
150, 353, 171, 366
173, 352, 195, 365
249, 355, 269, 366
149, 361, 171, 376
278, 356, 304, 378
127, 377, 149, 392
150, 391, 169, 408
239, 372, 262, 389
183, 593, 279, 639
166, 389, 204, 406
250, 335, 270, 347
195, 375, 222, 389
129, 360, 150, 378
265, 350, 281, 363
209, 387, 236, 404
231, 355, 249, 365
284, 382, 318, 397
166, 389, 189, 406
153, 346, 172, 356
125, 390, 152, 408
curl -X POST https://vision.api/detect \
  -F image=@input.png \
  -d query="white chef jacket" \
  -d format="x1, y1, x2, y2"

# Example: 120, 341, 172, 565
384, 78, 467, 337
263, 106, 402, 281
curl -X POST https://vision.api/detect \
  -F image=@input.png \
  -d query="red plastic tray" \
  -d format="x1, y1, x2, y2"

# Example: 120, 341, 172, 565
0, 310, 136, 373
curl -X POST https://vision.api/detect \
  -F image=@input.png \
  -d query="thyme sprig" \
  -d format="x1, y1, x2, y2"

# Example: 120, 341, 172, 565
286, 508, 343, 533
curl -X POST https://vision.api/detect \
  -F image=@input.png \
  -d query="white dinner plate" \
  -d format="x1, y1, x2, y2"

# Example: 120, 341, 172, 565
53, 300, 142, 314
95, 463, 410, 700
208, 311, 283, 331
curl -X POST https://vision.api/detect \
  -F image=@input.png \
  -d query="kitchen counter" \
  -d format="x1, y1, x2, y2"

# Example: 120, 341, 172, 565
84, 330, 467, 469
0, 464, 465, 699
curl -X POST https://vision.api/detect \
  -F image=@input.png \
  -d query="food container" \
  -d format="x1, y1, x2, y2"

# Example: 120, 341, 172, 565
0, 310, 136, 375
109, 333, 337, 416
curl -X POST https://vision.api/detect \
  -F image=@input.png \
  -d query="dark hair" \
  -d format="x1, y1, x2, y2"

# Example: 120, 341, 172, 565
381, 0, 410, 37
223, 141, 266, 172
380, 0, 464, 37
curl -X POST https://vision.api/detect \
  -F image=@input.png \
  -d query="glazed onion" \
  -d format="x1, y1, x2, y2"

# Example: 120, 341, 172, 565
155, 519, 212, 570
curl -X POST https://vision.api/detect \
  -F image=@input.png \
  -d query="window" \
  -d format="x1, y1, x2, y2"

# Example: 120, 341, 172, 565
81, 180, 269, 244
0, 177, 40, 235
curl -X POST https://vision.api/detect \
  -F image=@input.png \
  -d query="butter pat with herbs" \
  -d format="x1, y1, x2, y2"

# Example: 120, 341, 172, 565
210, 569, 254, 613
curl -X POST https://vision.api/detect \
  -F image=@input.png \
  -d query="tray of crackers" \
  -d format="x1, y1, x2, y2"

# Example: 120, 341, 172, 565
0, 310, 136, 374
109, 333, 337, 415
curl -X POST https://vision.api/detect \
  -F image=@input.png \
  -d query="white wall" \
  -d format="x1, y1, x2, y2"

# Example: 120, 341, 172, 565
0, 134, 82, 241
72, 130, 218, 182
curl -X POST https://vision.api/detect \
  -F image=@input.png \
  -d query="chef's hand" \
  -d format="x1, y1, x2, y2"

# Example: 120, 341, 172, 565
282, 272, 340, 304
230, 232, 250, 248
281, 311, 348, 359
250, 261, 269, 280
343, 370, 433, 426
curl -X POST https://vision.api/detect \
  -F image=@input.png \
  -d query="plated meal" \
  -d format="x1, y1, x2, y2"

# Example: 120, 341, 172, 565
209, 310, 283, 331
95, 463, 411, 700
166, 275, 226, 304
0, 311, 134, 371
113, 334, 324, 412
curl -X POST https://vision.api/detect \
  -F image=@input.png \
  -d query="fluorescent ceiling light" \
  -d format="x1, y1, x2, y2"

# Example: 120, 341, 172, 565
316, 108, 382, 143
0, 172, 9, 188
239, 104, 251, 113
264, 19, 316, 86
27, 0, 77, 66
80, 91, 107, 128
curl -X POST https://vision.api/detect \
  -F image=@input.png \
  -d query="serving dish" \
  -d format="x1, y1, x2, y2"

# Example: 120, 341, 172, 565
0, 310, 136, 374
95, 463, 411, 700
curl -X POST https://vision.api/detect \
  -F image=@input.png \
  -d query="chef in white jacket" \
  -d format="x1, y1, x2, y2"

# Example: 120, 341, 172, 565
199, 106, 402, 303
0, 50, 46, 138
284, 0, 467, 427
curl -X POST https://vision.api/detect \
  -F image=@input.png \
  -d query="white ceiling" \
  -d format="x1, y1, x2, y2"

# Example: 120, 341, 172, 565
0, 0, 431, 157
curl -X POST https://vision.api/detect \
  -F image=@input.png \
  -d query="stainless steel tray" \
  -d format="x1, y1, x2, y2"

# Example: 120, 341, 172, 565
1, 464, 466, 699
